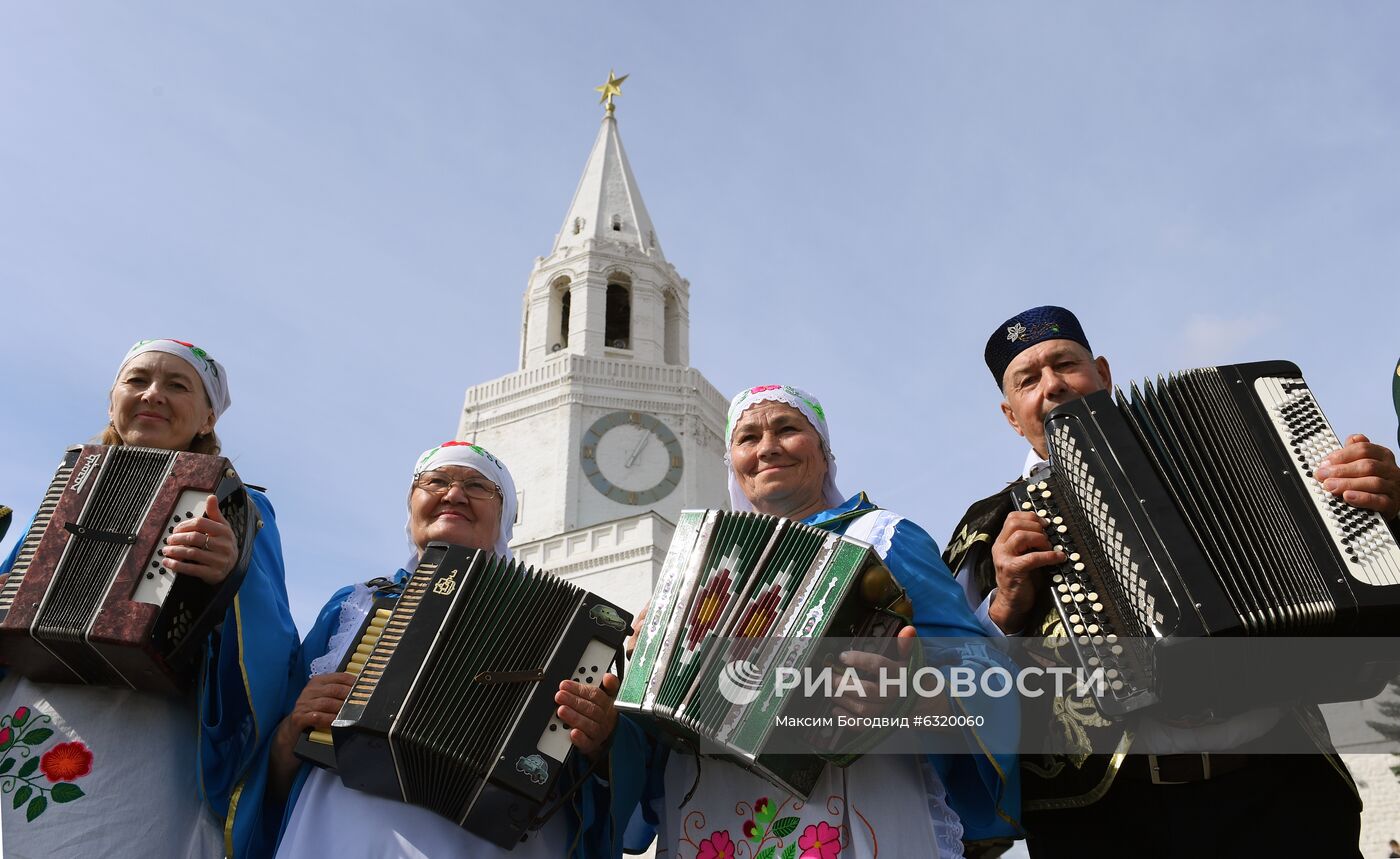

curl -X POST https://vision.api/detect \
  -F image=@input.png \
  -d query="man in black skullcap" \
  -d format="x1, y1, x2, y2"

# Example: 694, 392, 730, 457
944, 305, 1400, 858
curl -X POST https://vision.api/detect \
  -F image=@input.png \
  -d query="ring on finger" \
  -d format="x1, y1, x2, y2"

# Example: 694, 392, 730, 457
204, 534, 212, 551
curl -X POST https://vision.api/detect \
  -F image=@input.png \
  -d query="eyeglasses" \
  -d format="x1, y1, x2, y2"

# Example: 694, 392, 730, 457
413, 472, 502, 501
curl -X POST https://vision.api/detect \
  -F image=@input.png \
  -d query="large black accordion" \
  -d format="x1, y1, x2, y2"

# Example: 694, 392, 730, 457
1017, 361, 1400, 717
0, 444, 257, 692
294, 542, 632, 849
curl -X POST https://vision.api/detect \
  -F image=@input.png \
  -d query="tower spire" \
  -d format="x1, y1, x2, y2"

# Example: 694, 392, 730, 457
553, 73, 662, 259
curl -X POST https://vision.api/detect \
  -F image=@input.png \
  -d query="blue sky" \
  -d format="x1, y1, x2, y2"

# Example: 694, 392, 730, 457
2, 2, 1398, 633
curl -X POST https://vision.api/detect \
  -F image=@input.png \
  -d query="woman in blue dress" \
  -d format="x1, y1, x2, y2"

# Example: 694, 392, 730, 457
270, 441, 639, 858
0, 338, 300, 858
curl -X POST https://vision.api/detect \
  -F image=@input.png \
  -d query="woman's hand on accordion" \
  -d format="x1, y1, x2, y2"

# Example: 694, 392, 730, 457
269, 671, 357, 798
160, 494, 239, 584
1316, 434, 1400, 520
555, 673, 620, 762
833, 627, 951, 722
989, 510, 1067, 634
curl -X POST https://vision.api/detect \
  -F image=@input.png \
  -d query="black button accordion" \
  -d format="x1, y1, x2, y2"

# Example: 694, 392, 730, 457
617, 510, 909, 797
1017, 361, 1400, 718
0, 444, 258, 692
294, 542, 632, 849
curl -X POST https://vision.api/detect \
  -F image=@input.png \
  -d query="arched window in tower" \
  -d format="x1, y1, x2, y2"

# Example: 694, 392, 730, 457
611, 215, 622, 232
663, 290, 681, 365
605, 280, 631, 350
559, 289, 571, 348
572, 217, 584, 235
549, 277, 571, 352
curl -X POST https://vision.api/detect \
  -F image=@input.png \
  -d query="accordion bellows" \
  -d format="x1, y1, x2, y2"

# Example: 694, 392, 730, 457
0, 444, 256, 692
1022, 361, 1400, 717
296, 543, 631, 849
618, 509, 908, 797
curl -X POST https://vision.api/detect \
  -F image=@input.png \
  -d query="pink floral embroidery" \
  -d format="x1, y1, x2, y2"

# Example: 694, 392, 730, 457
0, 706, 90, 821
697, 830, 736, 859
798, 822, 842, 859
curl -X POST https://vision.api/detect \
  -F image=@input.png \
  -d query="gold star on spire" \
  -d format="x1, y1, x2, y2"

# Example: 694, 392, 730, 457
595, 70, 629, 115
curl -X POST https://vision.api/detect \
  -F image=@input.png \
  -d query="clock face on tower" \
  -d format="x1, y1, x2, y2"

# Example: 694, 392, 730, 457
579, 411, 684, 506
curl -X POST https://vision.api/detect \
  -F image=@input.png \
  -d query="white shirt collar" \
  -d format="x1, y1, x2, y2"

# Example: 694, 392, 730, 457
1021, 447, 1047, 480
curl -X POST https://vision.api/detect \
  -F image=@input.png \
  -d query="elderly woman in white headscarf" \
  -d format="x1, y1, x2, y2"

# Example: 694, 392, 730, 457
0, 338, 300, 859
269, 441, 627, 859
623, 384, 1021, 859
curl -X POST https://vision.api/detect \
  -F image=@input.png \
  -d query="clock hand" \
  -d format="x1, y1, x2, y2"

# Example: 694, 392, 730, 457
625, 427, 652, 468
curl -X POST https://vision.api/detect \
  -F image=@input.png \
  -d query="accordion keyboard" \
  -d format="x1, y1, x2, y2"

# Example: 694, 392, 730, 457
0, 455, 76, 613
1255, 376, 1400, 587
1013, 473, 1155, 715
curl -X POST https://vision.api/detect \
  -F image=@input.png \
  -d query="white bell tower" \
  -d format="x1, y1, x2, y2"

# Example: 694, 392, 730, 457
457, 74, 727, 612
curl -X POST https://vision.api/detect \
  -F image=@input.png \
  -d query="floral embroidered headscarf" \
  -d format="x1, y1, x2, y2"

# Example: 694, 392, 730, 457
409, 441, 517, 558
723, 384, 845, 513
114, 339, 232, 418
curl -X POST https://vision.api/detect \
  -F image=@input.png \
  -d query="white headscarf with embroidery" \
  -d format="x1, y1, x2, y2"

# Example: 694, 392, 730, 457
724, 384, 845, 513
114, 338, 232, 419
407, 441, 517, 559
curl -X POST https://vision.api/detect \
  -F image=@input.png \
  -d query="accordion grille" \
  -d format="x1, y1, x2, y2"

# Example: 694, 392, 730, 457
394, 558, 580, 822
34, 448, 174, 642
0, 456, 77, 612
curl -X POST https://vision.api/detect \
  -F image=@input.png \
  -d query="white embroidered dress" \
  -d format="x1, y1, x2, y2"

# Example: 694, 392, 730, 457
0, 676, 222, 858
650, 510, 966, 859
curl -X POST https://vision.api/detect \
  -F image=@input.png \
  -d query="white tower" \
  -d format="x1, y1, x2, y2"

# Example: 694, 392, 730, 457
458, 75, 727, 612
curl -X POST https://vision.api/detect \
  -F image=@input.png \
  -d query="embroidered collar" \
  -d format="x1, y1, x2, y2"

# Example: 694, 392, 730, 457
802, 491, 878, 531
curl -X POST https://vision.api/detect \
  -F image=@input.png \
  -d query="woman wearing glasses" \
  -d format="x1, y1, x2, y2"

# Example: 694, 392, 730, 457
268, 441, 628, 858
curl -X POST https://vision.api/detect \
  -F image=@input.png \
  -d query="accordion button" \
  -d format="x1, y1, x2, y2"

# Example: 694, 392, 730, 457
1021, 502, 1033, 510
1042, 491, 1053, 499
1052, 574, 1064, 583
1106, 634, 1118, 643
1087, 624, 1100, 634
1038, 482, 1048, 491
1057, 525, 1068, 533
1078, 636, 1091, 645
1073, 594, 1085, 603
1093, 603, 1105, 613
1069, 583, 1082, 593
1061, 595, 1072, 604
1110, 644, 1123, 654
1111, 680, 1125, 691
1073, 624, 1085, 634
1074, 563, 1086, 572
1052, 516, 1064, 525
1058, 585, 1069, 594
1087, 592, 1099, 602
1069, 614, 1081, 624
1092, 635, 1105, 645
1069, 552, 1081, 562
1088, 657, 1101, 667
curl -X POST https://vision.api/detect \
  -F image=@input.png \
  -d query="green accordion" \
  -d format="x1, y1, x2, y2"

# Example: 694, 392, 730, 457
617, 510, 909, 796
